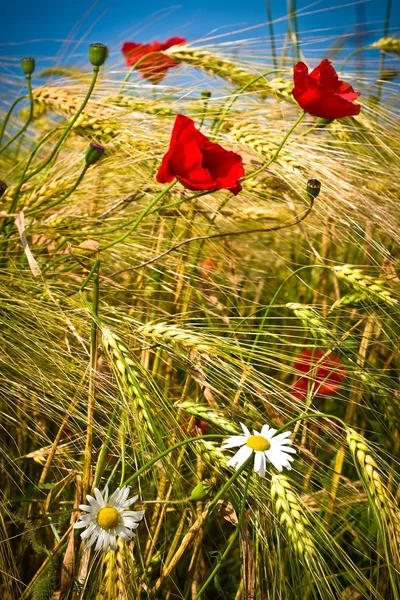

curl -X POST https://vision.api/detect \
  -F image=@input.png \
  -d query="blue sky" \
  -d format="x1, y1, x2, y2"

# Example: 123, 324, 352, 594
0, 0, 399, 74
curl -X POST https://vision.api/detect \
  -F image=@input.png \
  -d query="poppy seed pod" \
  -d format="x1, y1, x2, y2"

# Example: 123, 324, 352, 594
89, 43, 108, 68
306, 179, 321, 200
0, 181, 7, 198
85, 142, 105, 166
20, 57, 35, 76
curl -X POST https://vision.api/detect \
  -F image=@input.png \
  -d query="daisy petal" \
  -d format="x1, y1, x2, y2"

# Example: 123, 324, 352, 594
261, 425, 277, 439
240, 423, 251, 437
86, 495, 100, 509
254, 451, 262, 474
80, 523, 97, 540
258, 453, 266, 478
109, 531, 116, 550
229, 444, 253, 470
222, 435, 247, 449
122, 510, 145, 520
123, 494, 138, 508
108, 487, 121, 506
74, 520, 88, 529
270, 431, 292, 442
94, 488, 105, 507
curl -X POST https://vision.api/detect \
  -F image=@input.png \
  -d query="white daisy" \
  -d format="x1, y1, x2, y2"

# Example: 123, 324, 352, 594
222, 423, 296, 477
74, 486, 145, 552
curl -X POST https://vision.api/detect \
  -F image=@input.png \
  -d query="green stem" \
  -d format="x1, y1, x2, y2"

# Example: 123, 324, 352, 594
0, 95, 27, 147
338, 46, 367, 71
79, 258, 101, 292
266, 0, 278, 69
66, 187, 212, 241
207, 455, 253, 514
122, 434, 227, 487
245, 264, 328, 355
119, 412, 127, 487
1, 126, 64, 234
0, 77, 33, 156
93, 403, 119, 489
0, 126, 65, 268
198, 94, 210, 130
107, 195, 315, 278
82, 259, 100, 497
288, 0, 301, 61
25, 68, 99, 183
244, 111, 306, 180
377, 0, 392, 103
25, 165, 89, 217
276, 412, 347, 434
210, 69, 284, 139
99, 179, 177, 251
195, 465, 252, 599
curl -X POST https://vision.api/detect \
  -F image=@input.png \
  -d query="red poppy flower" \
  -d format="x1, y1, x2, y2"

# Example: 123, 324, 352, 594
292, 349, 347, 400
180, 417, 210, 436
292, 59, 361, 120
200, 258, 217, 278
157, 114, 244, 194
121, 37, 186, 83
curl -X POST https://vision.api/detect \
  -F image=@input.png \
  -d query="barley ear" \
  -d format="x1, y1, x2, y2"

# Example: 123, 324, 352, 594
270, 474, 315, 558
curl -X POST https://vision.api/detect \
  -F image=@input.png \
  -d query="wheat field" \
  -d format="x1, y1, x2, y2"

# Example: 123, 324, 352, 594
0, 12, 400, 600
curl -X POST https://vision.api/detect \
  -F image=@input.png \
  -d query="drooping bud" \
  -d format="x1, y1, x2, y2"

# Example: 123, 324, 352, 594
21, 57, 35, 76
85, 142, 105, 166
306, 179, 321, 200
89, 43, 108, 68
0, 181, 7, 198
201, 90, 212, 100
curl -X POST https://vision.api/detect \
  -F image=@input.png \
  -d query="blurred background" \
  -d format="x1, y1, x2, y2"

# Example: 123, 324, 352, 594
0, 0, 399, 75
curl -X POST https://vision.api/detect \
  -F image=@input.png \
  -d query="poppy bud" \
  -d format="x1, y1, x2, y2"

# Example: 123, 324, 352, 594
89, 43, 108, 68
201, 90, 212, 99
190, 480, 213, 501
306, 179, 321, 200
0, 181, 7, 198
21, 57, 35, 76
85, 142, 105, 166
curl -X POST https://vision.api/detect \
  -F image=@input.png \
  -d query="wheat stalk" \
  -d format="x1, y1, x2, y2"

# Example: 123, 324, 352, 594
97, 538, 137, 600
225, 121, 301, 171
286, 303, 339, 345
137, 322, 213, 355
102, 327, 157, 435
370, 37, 400, 53
178, 401, 237, 434
330, 292, 370, 310
333, 265, 398, 307
347, 428, 400, 561
166, 46, 293, 99
32, 87, 138, 145
270, 473, 315, 558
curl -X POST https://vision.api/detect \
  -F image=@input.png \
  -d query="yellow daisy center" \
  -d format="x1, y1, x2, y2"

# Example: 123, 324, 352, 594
246, 435, 271, 452
97, 507, 121, 530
